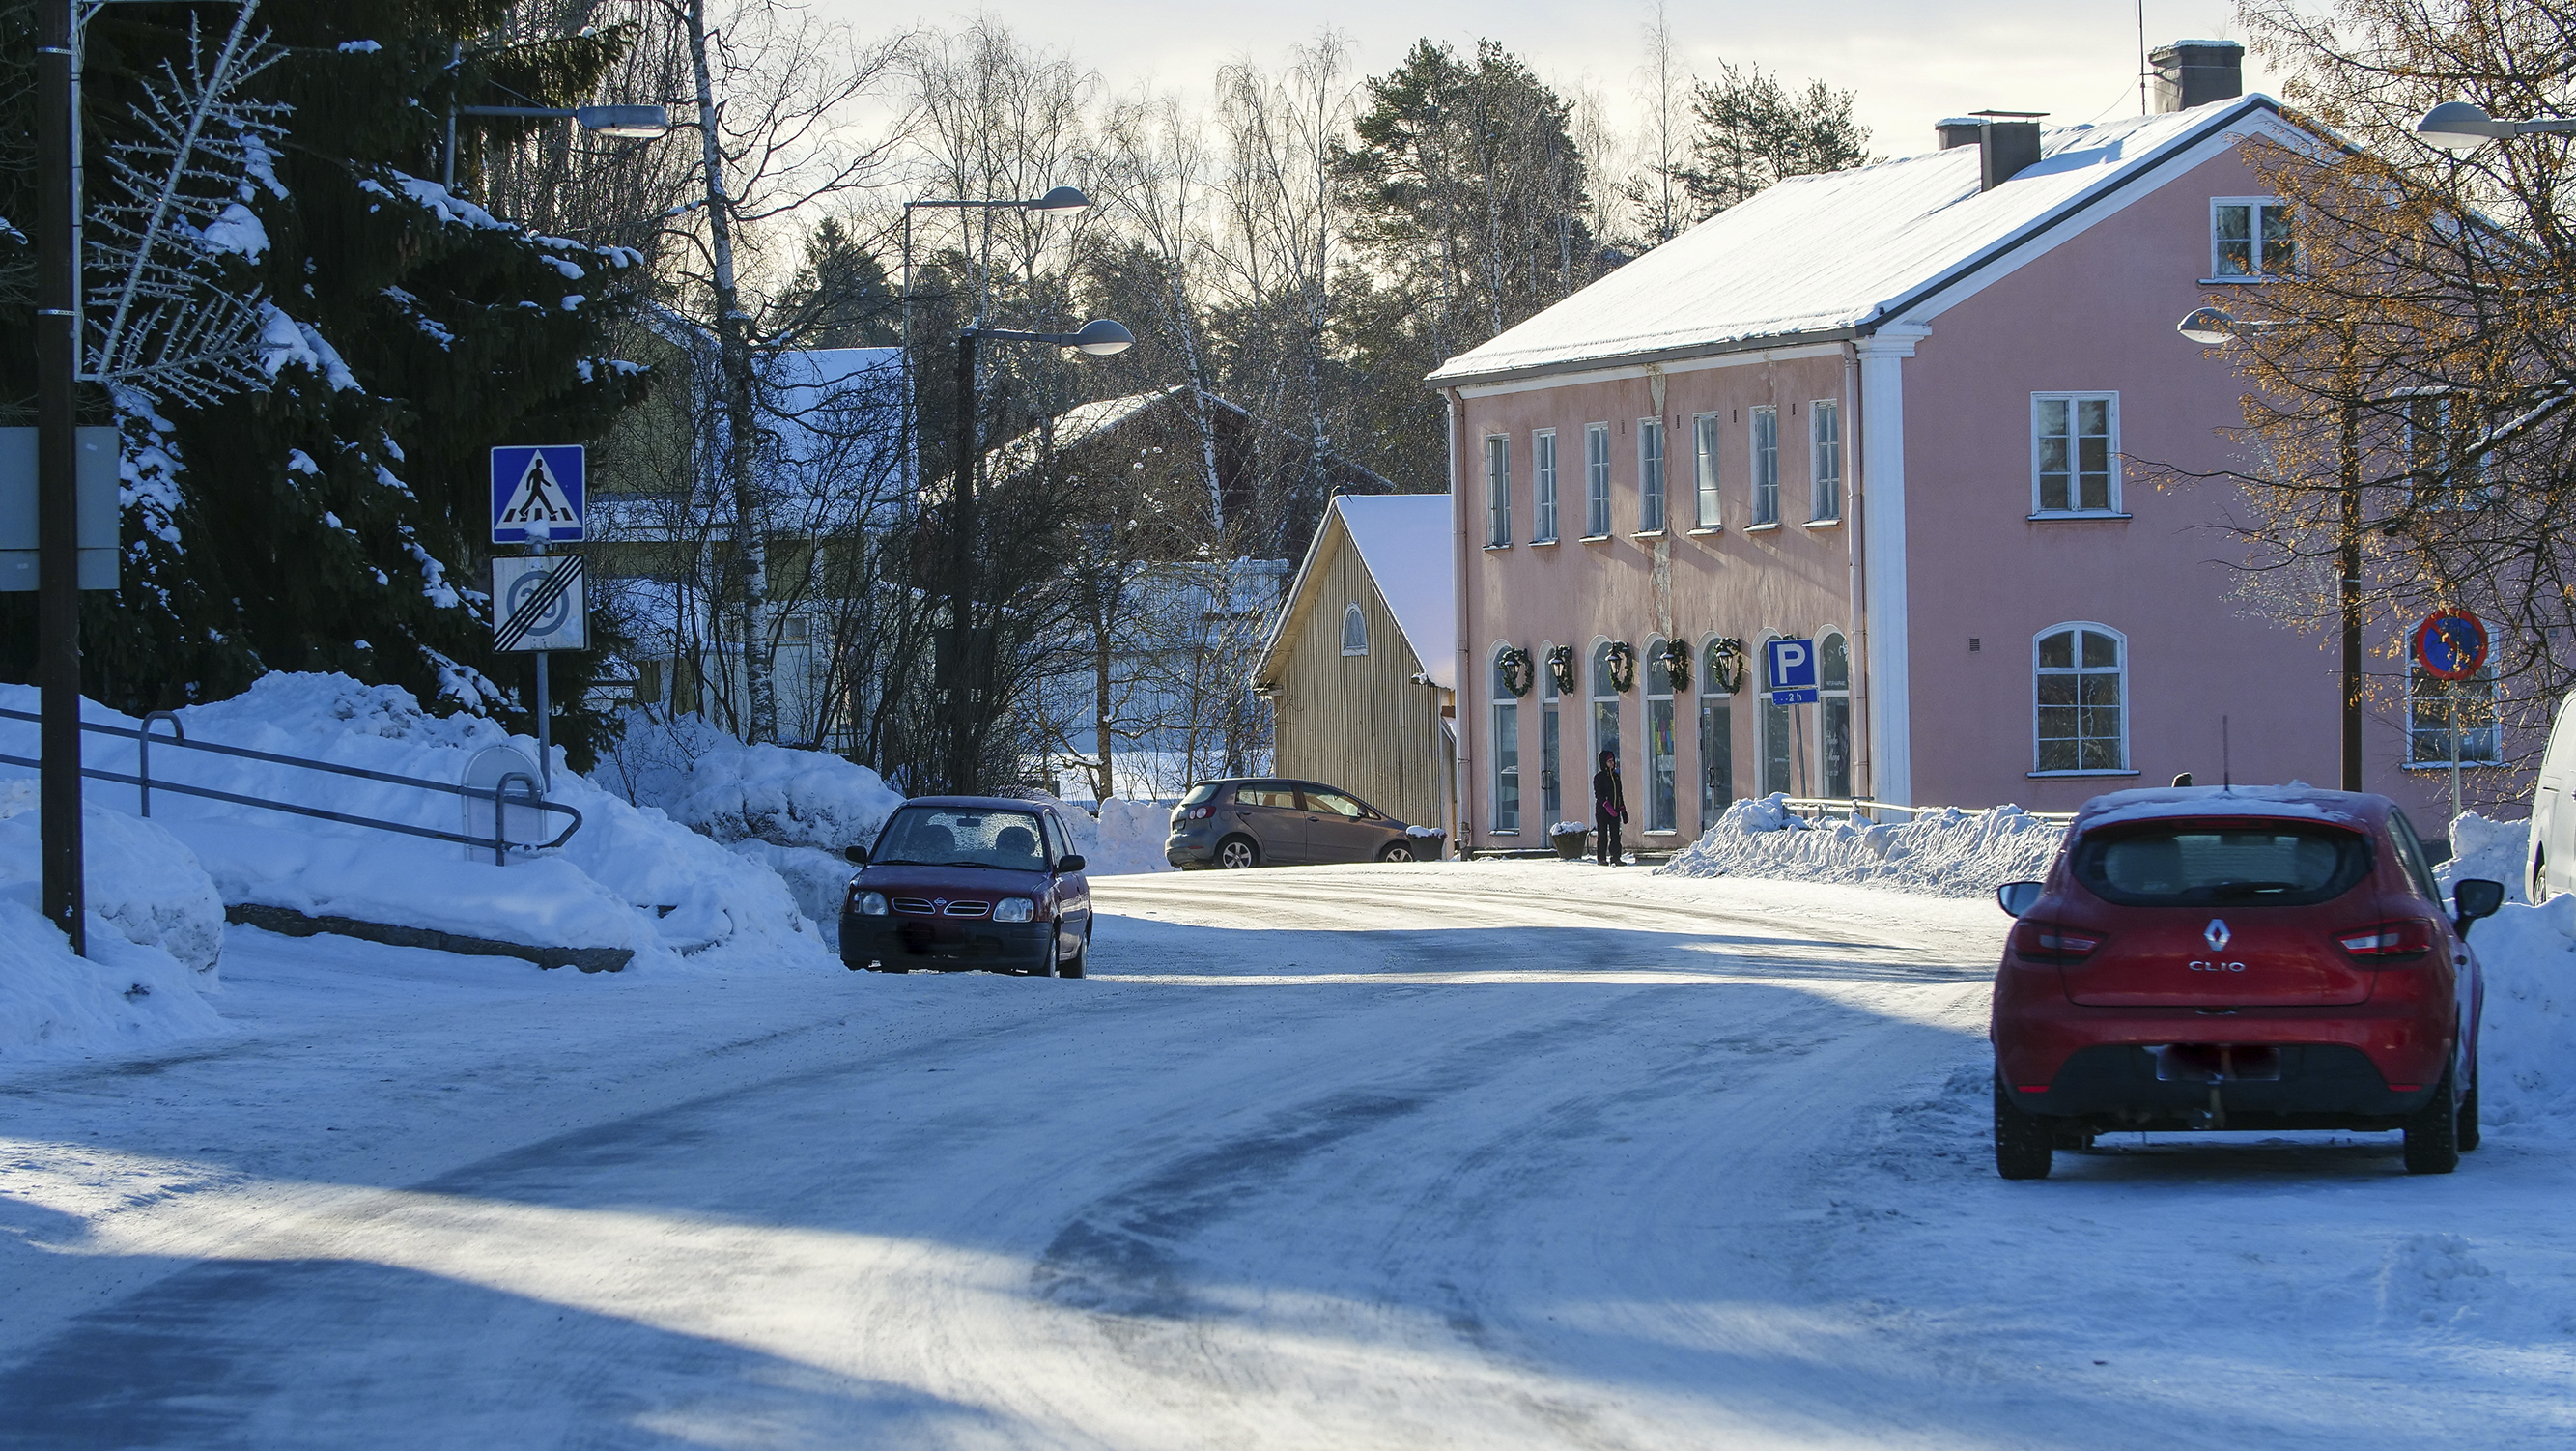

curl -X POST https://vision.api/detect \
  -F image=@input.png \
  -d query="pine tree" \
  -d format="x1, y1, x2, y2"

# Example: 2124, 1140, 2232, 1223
1681, 63, 1871, 219
0, 1, 651, 767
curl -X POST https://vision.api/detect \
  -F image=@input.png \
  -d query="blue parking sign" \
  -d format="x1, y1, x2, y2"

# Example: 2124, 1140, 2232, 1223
1767, 637, 1819, 704
492, 445, 586, 543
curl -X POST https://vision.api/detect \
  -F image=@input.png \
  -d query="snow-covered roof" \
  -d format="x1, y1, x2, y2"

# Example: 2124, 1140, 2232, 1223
2074, 785, 2376, 833
1337, 495, 1457, 689
1429, 96, 2285, 385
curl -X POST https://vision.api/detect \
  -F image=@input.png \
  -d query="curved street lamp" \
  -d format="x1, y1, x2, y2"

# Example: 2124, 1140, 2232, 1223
2415, 100, 2576, 155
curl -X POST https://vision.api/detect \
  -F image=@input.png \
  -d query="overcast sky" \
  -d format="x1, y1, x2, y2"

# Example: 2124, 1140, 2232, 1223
835, 0, 2281, 160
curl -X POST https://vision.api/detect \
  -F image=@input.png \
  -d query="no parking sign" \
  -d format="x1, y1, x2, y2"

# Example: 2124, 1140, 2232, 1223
2415, 610, 2488, 681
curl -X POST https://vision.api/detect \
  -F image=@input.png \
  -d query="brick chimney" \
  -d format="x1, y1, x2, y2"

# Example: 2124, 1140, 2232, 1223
2149, 41, 2244, 112
1950, 112, 2046, 190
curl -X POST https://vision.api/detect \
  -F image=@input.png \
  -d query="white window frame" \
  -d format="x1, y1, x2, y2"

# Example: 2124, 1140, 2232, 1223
2406, 662, 2503, 767
2031, 621, 2131, 776
1637, 418, 1666, 533
1644, 636, 1677, 833
1749, 406, 1780, 526
2030, 392, 2123, 517
1532, 429, 1559, 542
2399, 389, 2499, 513
1539, 638, 1563, 819
1590, 637, 1622, 783
1491, 646, 1522, 832
1584, 423, 1612, 537
1341, 603, 1368, 656
1692, 413, 1721, 528
2210, 195, 2293, 280
1809, 400, 1842, 522
1485, 434, 1512, 547
1817, 629, 1853, 798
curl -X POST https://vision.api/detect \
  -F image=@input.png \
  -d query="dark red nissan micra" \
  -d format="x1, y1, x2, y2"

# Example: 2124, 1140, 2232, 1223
840, 797, 1092, 977
1990, 786, 2505, 1180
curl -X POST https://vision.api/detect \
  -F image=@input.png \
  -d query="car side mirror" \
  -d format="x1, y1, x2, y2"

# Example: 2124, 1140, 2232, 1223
2452, 877, 2505, 935
1996, 881, 2043, 917
1056, 854, 1087, 874
843, 844, 868, 866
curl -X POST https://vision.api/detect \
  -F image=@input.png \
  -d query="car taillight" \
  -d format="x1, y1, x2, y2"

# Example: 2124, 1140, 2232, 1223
2336, 918, 2434, 959
2010, 920, 2103, 964
1185, 805, 1212, 820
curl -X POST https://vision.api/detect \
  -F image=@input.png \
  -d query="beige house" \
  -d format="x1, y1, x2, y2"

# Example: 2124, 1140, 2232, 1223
1254, 496, 1457, 836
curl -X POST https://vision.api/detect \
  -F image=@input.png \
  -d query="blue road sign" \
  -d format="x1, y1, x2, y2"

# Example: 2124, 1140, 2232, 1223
1767, 637, 1819, 704
2414, 610, 2487, 682
492, 445, 586, 543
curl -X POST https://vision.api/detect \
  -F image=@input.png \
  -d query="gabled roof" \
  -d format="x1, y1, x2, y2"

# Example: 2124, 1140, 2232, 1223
1429, 95, 2289, 386
1257, 494, 1456, 691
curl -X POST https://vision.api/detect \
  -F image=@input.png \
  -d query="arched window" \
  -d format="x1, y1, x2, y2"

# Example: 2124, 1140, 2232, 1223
1819, 631, 1853, 799
1644, 638, 1677, 832
1698, 637, 1735, 825
1490, 645, 1521, 832
1761, 634, 1795, 795
1591, 640, 1622, 783
1539, 641, 1563, 820
1341, 603, 1368, 656
2034, 624, 2127, 772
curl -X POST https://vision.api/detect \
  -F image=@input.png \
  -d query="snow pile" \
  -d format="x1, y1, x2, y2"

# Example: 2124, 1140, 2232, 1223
596, 710, 901, 852
0, 786, 230, 1062
2464, 892, 2576, 1133
1024, 792, 1174, 876
0, 676, 825, 971
1659, 793, 2064, 896
2439, 811, 2528, 903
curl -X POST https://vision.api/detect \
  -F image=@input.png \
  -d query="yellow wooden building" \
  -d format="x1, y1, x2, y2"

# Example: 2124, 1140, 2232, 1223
1253, 495, 1456, 839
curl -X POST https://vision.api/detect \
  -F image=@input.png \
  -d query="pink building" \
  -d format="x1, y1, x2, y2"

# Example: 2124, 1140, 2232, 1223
1429, 45, 2511, 854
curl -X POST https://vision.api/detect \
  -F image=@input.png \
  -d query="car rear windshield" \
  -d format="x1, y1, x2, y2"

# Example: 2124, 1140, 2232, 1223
873, 807, 1046, 870
1181, 782, 1222, 807
2072, 823, 2372, 907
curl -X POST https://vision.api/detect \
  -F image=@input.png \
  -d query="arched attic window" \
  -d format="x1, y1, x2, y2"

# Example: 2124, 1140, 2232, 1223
1342, 604, 1368, 656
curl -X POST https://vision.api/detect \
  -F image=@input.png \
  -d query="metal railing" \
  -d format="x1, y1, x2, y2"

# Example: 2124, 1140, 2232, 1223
1773, 796, 2080, 828
0, 706, 580, 865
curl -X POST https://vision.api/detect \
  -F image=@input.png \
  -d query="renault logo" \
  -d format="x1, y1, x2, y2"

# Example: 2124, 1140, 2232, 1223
2204, 919, 2231, 952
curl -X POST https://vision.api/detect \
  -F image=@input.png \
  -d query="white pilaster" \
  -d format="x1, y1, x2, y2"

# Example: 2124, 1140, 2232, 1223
1856, 326, 1929, 807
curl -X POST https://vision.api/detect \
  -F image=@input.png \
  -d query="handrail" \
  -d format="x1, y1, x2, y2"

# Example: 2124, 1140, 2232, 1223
137, 710, 182, 817
0, 706, 582, 854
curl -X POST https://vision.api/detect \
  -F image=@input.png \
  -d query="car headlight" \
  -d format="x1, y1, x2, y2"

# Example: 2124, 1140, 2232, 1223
854, 890, 889, 916
993, 897, 1035, 924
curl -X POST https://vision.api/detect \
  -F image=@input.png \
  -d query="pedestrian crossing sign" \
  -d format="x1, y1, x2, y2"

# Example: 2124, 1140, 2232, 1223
491, 445, 586, 543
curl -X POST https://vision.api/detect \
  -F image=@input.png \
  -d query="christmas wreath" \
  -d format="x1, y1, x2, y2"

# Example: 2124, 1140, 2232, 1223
1604, 640, 1638, 694
1497, 645, 1536, 698
1657, 639, 1693, 694
1706, 637, 1746, 695
1546, 644, 1577, 697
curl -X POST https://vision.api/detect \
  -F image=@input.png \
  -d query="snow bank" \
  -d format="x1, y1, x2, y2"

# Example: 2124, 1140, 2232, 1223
2464, 893, 2576, 1134
1658, 794, 2064, 897
2439, 811, 2528, 903
0, 784, 229, 1062
596, 710, 901, 852
0, 676, 826, 971
1025, 792, 1174, 876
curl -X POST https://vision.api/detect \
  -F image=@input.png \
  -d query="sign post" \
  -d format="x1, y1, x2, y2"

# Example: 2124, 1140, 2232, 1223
2414, 610, 2489, 826
493, 447, 587, 792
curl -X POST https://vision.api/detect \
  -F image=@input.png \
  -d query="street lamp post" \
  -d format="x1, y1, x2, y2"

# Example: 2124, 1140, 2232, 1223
940, 318, 1133, 794
2179, 306, 2364, 792
899, 187, 1089, 499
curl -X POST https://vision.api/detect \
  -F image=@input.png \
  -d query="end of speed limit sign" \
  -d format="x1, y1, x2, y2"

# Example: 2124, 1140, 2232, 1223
493, 555, 587, 652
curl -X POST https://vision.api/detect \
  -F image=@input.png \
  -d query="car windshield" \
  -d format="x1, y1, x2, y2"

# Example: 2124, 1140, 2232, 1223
1182, 782, 1221, 807
2072, 823, 2371, 907
872, 808, 1047, 871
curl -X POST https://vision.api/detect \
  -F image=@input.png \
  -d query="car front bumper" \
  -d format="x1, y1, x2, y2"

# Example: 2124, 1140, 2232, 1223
841, 913, 1054, 972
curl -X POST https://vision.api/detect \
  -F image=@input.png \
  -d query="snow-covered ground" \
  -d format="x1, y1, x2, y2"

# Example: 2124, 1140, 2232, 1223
1, 858, 2570, 1446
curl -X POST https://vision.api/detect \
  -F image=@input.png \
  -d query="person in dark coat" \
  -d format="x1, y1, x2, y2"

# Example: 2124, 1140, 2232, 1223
1592, 749, 1628, 866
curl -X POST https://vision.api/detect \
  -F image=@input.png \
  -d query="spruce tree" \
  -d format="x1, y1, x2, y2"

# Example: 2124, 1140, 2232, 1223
0, 0, 650, 767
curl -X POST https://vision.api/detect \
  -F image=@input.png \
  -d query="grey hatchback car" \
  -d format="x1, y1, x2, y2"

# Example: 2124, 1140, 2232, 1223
1165, 778, 1435, 868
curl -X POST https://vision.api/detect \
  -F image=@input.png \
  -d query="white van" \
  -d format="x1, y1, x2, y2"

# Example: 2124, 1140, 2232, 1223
2525, 693, 2576, 902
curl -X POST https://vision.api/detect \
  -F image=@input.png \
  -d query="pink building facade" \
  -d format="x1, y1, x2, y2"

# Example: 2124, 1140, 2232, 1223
1429, 64, 2516, 854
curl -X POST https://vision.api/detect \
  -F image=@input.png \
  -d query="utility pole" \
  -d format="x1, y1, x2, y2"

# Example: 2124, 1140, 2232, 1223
944, 327, 979, 794
37, 0, 84, 953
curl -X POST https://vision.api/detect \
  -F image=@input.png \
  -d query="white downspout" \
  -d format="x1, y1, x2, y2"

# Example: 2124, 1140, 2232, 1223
1855, 325, 1929, 807
1447, 387, 1470, 854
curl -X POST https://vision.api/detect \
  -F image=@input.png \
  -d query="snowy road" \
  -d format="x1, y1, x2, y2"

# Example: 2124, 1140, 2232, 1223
2, 862, 2570, 1448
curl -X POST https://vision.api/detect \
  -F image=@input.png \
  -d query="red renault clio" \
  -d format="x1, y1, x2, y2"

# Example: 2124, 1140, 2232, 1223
1990, 786, 2505, 1180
